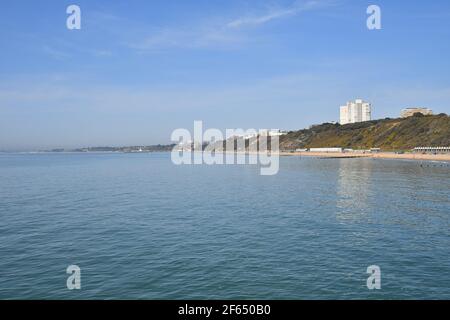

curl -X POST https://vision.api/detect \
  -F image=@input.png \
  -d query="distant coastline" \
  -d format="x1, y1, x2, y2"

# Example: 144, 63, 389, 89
39, 144, 176, 153
5, 114, 447, 158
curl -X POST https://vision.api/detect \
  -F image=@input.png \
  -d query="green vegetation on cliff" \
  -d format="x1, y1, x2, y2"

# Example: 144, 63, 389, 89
280, 114, 450, 151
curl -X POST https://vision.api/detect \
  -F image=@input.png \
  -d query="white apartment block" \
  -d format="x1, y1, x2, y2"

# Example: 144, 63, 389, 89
340, 99, 372, 125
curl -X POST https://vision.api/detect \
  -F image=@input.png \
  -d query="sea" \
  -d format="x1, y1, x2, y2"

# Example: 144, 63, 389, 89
0, 152, 449, 299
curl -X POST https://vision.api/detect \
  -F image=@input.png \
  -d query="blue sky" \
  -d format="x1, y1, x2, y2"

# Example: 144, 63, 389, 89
1, 0, 450, 150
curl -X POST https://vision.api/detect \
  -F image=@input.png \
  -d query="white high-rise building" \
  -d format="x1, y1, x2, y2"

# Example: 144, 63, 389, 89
340, 99, 372, 125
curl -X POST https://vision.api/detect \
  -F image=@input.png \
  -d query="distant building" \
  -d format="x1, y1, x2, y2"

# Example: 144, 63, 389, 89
401, 107, 433, 118
258, 129, 287, 137
228, 129, 287, 140
340, 99, 372, 125
309, 147, 343, 153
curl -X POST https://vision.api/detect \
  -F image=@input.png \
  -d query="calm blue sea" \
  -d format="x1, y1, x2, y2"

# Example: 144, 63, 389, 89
0, 152, 449, 299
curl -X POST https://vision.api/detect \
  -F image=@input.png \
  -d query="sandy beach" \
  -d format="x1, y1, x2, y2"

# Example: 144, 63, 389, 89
280, 151, 450, 162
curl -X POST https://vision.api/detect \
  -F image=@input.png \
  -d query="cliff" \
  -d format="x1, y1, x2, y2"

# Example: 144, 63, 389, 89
280, 114, 450, 151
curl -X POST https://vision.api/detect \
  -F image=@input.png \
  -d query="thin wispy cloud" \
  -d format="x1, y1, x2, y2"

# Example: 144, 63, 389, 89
128, 0, 333, 51
42, 45, 71, 60
42, 41, 113, 60
128, 27, 246, 51
226, 0, 326, 28
91, 49, 113, 57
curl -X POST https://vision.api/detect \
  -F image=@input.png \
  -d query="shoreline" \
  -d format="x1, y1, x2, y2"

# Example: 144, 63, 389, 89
280, 151, 450, 162
3, 150, 450, 163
